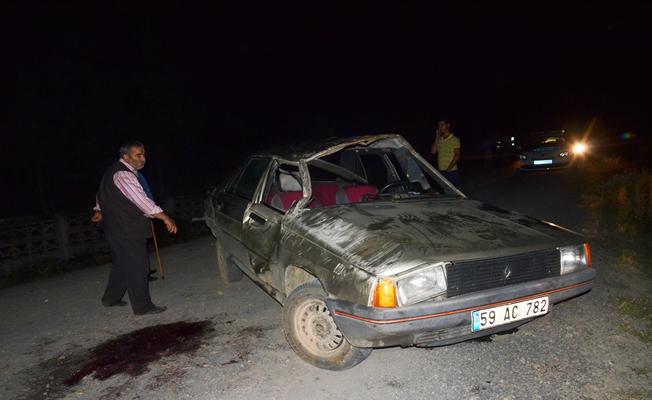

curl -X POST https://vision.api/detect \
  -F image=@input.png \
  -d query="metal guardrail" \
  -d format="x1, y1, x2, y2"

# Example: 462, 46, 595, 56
0, 196, 207, 275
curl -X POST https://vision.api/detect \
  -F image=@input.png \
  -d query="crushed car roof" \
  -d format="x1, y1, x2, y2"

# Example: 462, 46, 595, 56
254, 133, 402, 162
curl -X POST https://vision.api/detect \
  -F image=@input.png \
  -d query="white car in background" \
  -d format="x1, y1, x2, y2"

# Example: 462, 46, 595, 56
519, 134, 587, 171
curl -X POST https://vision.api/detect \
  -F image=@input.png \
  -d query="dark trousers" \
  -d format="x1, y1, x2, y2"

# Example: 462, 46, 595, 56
102, 235, 154, 313
441, 170, 460, 187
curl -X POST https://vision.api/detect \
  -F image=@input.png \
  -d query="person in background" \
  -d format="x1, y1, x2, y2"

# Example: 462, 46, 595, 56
91, 140, 177, 315
430, 120, 461, 186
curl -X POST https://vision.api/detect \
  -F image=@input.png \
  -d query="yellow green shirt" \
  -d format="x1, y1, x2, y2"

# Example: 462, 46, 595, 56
436, 133, 461, 171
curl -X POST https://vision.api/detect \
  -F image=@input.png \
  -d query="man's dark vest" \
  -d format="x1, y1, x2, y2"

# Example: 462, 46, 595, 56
97, 161, 151, 239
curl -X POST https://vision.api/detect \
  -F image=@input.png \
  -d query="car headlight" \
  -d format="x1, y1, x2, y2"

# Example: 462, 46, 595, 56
394, 263, 448, 306
559, 244, 591, 274
559, 151, 569, 157
572, 142, 587, 155
519, 154, 527, 160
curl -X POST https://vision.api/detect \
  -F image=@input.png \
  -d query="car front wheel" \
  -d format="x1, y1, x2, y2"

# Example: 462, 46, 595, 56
283, 281, 372, 370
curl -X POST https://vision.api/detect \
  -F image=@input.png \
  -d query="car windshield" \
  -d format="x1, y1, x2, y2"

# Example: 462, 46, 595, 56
305, 144, 456, 207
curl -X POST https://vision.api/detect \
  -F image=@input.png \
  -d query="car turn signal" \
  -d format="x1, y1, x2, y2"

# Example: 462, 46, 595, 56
374, 278, 397, 308
584, 243, 591, 268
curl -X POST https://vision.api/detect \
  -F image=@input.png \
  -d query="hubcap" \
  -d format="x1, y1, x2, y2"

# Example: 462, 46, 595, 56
294, 298, 345, 355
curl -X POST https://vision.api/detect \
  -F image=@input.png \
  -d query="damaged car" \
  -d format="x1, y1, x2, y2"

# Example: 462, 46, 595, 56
204, 134, 595, 370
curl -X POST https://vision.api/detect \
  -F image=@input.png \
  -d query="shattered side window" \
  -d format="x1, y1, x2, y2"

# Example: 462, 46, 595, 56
263, 163, 304, 212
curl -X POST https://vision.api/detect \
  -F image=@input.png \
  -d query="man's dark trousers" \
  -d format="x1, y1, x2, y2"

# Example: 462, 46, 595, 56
101, 234, 154, 313
441, 170, 460, 187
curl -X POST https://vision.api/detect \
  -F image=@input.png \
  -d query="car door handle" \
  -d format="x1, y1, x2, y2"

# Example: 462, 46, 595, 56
249, 212, 266, 225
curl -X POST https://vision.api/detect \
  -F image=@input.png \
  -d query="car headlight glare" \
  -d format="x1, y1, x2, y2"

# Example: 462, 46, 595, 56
559, 244, 590, 274
572, 143, 587, 155
395, 263, 448, 306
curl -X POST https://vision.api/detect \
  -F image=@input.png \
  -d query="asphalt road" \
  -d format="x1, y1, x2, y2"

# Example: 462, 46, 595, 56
459, 161, 590, 232
1, 165, 650, 400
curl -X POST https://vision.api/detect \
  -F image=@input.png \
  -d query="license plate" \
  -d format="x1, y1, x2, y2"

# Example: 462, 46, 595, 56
533, 159, 553, 165
472, 296, 550, 332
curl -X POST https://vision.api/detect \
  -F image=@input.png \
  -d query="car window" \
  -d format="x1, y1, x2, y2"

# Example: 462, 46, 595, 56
299, 145, 456, 206
222, 159, 248, 193
320, 152, 341, 167
263, 163, 304, 212
388, 150, 446, 194
339, 150, 365, 177
308, 163, 339, 182
359, 153, 391, 188
386, 153, 406, 176
230, 158, 270, 201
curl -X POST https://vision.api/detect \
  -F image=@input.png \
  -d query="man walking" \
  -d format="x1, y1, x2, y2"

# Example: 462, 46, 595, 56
91, 140, 177, 315
430, 120, 461, 186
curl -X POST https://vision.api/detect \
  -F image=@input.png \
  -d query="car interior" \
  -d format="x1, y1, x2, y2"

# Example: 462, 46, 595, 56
264, 145, 448, 212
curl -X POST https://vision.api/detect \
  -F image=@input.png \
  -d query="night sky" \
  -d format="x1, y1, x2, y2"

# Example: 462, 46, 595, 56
2, 2, 651, 217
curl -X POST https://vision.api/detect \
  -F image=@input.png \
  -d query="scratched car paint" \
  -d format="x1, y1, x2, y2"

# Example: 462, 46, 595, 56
204, 134, 595, 370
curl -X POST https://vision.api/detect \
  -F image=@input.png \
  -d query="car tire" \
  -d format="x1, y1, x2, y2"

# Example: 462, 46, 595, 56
283, 281, 372, 370
216, 240, 243, 283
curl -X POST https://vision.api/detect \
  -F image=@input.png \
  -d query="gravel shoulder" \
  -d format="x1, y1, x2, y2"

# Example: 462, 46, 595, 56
1, 166, 650, 400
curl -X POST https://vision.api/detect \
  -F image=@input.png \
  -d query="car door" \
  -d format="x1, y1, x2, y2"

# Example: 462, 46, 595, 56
242, 161, 302, 289
214, 157, 271, 275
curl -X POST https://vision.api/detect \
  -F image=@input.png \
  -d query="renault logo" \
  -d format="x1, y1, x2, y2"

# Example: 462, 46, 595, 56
503, 265, 512, 280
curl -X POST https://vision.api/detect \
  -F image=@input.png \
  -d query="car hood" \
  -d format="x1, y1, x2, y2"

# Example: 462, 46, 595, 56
524, 145, 566, 154
285, 198, 581, 276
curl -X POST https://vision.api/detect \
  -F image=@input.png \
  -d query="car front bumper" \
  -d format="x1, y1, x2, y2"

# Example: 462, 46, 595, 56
519, 157, 569, 170
325, 268, 595, 348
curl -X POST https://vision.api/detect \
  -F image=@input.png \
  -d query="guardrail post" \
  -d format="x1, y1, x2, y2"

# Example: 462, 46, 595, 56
56, 214, 71, 261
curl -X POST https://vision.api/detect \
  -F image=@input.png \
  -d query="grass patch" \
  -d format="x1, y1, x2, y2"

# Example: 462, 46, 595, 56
620, 321, 652, 344
583, 160, 652, 275
618, 390, 645, 400
628, 366, 649, 378
612, 295, 652, 343
614, 296, 652, 322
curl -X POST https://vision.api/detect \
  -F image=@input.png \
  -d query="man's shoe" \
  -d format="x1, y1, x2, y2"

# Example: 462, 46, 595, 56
149, 276, 158, 282
102, 300, 127, 307
134, 305, 167, 315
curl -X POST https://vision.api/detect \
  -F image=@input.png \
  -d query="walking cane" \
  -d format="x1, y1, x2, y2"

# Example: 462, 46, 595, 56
150, 220, 166, 280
